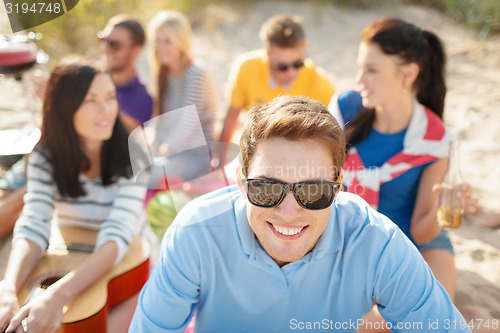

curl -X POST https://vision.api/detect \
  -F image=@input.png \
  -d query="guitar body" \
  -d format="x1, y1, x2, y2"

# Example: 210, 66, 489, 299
16, 227, 150, 333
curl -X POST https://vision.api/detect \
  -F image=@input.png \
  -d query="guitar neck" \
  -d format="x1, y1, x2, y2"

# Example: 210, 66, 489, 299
49, 243, 95, 253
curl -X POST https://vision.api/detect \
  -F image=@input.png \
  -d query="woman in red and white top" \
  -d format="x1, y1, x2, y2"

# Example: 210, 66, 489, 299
328, 18, 477, 331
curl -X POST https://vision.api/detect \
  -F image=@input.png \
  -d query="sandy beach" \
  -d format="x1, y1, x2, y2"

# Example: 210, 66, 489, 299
1, 0, 499, 323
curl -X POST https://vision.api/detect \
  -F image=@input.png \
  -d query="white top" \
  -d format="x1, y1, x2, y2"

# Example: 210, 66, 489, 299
13, 148, 148, 264
160, 61, 217, 147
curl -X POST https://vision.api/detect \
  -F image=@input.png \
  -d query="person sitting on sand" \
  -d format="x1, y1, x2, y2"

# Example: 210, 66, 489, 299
0, 56, 148, 333
328, 18, 477, 331
98, 14, 153, 132
219, 14, 335, 144
0, 163, 27, 240
128, 95, 470, 333
0, 15, 152, 241
145, 10, 218, 183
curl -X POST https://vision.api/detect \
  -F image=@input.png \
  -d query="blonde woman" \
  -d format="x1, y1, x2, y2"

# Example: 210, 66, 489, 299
148, 11, 217, 183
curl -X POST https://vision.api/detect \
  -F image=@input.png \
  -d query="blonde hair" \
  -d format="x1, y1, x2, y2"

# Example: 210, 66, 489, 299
148, 10, 192, 116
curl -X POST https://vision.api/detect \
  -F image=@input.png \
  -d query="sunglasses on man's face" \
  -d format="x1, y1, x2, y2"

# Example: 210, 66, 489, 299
271, 59, 304, 72
242, 178, 341, 210
99, 37, 124, 51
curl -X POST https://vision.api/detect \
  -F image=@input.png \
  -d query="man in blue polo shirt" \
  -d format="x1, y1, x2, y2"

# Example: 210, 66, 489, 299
129, 96, 470, 332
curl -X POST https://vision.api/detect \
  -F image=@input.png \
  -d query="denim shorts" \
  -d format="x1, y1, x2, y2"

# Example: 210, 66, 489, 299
415, 229, 454, 256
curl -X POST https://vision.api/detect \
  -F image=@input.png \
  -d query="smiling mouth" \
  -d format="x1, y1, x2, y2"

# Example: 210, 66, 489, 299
96, 120, 112, 127
267, 222, 308, 239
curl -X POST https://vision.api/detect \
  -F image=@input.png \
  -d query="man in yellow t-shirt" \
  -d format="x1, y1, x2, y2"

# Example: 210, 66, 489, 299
219, 14, 335, 143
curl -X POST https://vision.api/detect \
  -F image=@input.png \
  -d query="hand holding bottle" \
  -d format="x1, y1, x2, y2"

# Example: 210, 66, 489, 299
433, 183, 477, 229
434, 140, 477, 229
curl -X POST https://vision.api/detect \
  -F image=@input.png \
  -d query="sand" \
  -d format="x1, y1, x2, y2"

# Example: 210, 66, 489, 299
1, 0, 499, 324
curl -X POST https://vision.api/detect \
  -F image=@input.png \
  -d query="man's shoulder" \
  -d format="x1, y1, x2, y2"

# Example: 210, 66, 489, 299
186, 60, 208, 76
117, 75, 151, 99
331, 192, 417, 269
302, 59, 332, 83
233, 49, 267, 71
173, 185, 242, 228
30, 143, 52, 166
334, 191, 372, 217
334, 191, 399, 237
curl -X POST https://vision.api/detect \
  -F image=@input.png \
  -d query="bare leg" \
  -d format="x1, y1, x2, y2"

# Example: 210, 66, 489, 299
421, 248, 456, 302
107, 293, 139, 333
466, 210, 500, 229
459, 305, 500, 333
0, 186, 26, 240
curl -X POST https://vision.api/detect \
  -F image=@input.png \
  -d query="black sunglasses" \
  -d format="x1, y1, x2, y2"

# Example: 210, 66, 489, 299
242, 178, 341, 210
272, 59, 304, 72
99, 37, 123, 51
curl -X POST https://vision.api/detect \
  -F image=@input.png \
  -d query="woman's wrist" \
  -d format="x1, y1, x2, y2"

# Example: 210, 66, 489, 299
0, 282, 18, 295
48, 282, 73, 306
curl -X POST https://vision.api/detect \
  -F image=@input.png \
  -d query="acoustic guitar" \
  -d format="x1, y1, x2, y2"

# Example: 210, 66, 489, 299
14, 227, 150, 333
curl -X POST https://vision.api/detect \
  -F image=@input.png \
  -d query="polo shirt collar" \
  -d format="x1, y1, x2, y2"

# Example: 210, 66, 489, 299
315, 203, 344, 257
263, 52, 292, 90
116, 73, 140, 91
268, 75, 291, 90
234, 194, 254, 256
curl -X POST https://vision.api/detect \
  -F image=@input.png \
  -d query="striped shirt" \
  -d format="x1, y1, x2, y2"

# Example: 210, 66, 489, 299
0, 157, 26, 190
13, 148, 148, 264
160, 60, 217, 147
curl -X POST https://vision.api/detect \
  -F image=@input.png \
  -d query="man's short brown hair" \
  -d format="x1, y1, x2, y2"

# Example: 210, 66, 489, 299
240, 95, 345, 177
105, 14, 146, 46
259, 14, 305, 48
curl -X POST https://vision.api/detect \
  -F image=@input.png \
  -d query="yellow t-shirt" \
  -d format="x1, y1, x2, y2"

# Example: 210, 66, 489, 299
227, 49, 335, 110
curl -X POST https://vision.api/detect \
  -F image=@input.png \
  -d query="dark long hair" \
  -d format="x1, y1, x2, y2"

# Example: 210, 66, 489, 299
346, 18, 446, 147
36, 56, 132, 198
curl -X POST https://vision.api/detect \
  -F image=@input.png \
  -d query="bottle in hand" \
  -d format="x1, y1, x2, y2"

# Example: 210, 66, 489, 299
437, 139, 464, 229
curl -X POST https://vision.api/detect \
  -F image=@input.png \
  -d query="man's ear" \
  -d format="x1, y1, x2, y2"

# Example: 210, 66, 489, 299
403, 62, 419, 89
236, 166, 244, 194
302, 41, 309, 53
336, 171, 344, 194
131, 45, 143, 59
